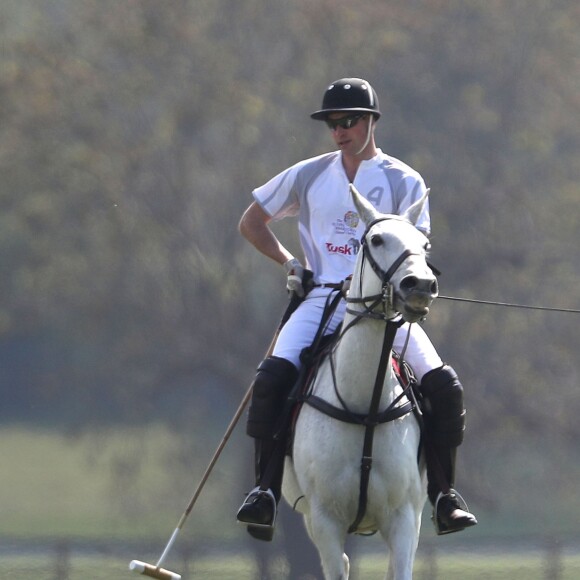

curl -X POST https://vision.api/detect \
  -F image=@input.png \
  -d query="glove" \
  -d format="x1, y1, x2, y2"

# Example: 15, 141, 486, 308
284, 258, 305, 298
341, 275, 352, 297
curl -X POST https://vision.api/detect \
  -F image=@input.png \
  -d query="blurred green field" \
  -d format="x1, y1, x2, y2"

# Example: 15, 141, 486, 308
0, 425, 244, 541
2, 426, 580, 579
2, 425, 579, 541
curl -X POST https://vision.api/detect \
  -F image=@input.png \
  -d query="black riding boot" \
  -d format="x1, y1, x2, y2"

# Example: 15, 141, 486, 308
236, 356, 298, 540
420, 365, 478, 535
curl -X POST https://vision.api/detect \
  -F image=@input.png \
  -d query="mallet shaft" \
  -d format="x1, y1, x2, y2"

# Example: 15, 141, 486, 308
155, 527, 180, 568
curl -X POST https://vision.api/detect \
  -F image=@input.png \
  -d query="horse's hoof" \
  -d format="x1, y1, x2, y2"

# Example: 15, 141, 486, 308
433, 491, 478, 535
237, 487, 277, 527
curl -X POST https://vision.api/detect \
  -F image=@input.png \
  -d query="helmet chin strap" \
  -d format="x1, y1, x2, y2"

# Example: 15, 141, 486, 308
355, 116, 375, 156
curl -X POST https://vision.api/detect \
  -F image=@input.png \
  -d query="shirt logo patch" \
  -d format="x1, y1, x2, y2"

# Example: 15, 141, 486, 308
332, 211, 360, 236
344, 211, 359, 229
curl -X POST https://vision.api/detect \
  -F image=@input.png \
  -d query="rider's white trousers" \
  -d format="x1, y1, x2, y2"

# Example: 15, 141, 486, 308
272, 288, 443, 382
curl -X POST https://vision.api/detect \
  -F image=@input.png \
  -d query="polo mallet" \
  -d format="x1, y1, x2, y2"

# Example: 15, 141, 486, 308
129, 291, 304, 579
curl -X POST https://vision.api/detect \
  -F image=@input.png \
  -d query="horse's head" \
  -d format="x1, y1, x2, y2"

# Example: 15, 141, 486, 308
349, 185, 439, 323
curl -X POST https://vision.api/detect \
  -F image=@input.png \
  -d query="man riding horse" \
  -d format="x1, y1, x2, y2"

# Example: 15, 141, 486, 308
236, 78, 478, 539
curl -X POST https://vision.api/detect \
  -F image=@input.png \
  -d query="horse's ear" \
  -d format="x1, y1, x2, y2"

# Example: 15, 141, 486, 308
350, 184, 381, 226
402, 188, 430, 226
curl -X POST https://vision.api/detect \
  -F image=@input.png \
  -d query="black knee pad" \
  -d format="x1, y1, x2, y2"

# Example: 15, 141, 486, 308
246, 356, 298, 439
420, 365, 465, 447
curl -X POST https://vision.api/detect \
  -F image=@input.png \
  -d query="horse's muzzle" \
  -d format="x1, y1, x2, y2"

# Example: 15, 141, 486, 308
397, 275, 439, 321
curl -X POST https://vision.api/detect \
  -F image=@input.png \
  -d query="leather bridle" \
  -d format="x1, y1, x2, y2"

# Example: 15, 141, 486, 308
345, 216, 422, 323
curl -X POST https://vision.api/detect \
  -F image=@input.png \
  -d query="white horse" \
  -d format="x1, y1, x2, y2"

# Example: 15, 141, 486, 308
282, 186, 438, 580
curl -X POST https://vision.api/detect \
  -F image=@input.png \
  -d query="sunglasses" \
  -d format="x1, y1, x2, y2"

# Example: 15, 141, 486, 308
325, 114, 366, 131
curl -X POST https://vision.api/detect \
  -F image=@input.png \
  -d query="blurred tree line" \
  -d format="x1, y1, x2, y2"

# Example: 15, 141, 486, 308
1, 0, 579, 536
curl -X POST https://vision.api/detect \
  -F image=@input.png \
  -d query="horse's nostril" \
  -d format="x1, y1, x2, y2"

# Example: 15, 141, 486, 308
431, 280, 439, 295
400, 276, 418, 291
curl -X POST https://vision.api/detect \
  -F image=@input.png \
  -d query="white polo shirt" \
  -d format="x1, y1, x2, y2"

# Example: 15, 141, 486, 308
253, 148, 430, 285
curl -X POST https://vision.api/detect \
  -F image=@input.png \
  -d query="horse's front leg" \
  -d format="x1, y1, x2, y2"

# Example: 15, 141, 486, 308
382, 502, 421, 580
307, 506, 350, 580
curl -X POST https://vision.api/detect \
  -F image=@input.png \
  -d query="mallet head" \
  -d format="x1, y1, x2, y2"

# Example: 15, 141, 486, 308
129, 560, 181, 580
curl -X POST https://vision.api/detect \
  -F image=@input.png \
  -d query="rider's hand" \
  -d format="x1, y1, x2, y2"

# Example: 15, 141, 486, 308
341, 275, 352, 298
284, 258, 305, 298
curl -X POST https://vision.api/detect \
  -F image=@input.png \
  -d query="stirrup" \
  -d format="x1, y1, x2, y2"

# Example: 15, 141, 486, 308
432, 489, 474, 536
237, 487, 277, 528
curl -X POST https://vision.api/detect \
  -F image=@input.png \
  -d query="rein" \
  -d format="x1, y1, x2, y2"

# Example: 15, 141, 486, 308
439, 294, 580, 314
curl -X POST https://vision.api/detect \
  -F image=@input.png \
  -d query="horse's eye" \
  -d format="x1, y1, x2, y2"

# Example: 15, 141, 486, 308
370, 234, 384, 247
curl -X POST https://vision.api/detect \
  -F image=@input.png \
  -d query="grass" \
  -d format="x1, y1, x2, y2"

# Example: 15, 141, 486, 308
0, 424, 247, 541
3, 551, 580, 580
367, 552, 580, 579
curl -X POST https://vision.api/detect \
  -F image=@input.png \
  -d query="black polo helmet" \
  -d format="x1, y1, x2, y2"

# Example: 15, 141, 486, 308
311, 78, 381, 120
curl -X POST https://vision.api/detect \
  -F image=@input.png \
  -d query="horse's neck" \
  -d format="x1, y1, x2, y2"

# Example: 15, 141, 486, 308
336, 314, 390, 370
328, 315, 399, 411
